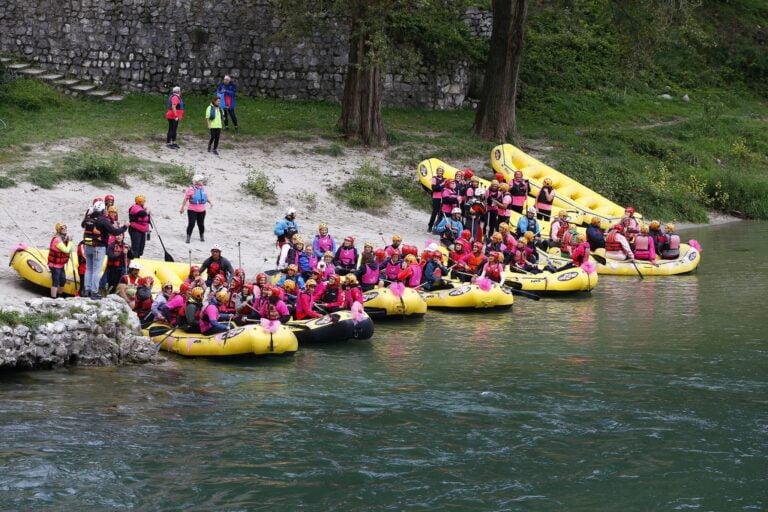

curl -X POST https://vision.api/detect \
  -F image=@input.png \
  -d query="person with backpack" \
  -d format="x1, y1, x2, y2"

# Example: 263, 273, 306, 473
81, 200, 128, 299
166, 86, 184, 149
180, 174, 213, 243
215, 75, 239, 131
205, 96, 223, 155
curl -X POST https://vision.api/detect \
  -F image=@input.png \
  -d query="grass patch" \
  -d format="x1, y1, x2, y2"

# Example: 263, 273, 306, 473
296, 190, 319, 211
242, 170, 278, 204
314, 143, 345, 157
154, 163, 193, 186
0, 78, 62, 111
386, 174, 431, 212
0, 310, 60, 330
27, 165, 63, 189
336, 161, 392, 210
63, 150, 130, 185
0, 175, 14, 188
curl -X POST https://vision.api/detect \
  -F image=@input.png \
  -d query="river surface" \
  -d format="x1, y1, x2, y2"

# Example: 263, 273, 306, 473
1, 222, 766, 511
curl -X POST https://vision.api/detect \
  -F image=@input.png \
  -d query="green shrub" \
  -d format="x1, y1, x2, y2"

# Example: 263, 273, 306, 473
315, 143, 345, 157
242, 171, 278, 204
63, 150, 129, 185
336, 161, 391, 210
386, 174, 430, 211
27, 166, 63, 189
0, 310, 60, 329
0, 78, 62, 111
155, 163, 193, 186
0, 175, 14, 188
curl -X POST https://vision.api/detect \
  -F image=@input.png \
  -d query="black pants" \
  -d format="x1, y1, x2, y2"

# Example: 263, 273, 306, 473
129, 228, 146, 258
223, 108, 238, 128
486, 211, 499, 238
167, 119, 179, 143
208, 128, 221, 150
428, 198, 442, 230
510, 204, 524, 215
186, 210, 206, 237
107, 265, 126, 291
537, 209, 552, 221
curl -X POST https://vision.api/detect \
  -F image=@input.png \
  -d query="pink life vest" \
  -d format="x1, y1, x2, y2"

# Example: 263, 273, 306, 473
571, 242, 591, 266
634, 235, 650, 252
485, 188, 501, 212
536, 187, 555, 212
315, 235, 334, 253
338, 247, 356, 266
407, 264, 422, 287
510, 179, 528, 207
362, 264, 380, 285
497, 193, 511, 217
483, 262, 503, 282
384, 261, 401, 281
128, 204, 150, 232
431, 176, 444, 199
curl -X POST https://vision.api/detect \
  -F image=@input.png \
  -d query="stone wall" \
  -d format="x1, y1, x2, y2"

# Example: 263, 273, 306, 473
0, 296, 158, 370
0, 1, 490, 109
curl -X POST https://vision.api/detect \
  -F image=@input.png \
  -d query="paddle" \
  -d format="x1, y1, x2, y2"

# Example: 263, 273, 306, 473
149, 218, 174, 262
591, 253, 607, 265
452, 268, 541, 301
238, 241, 243, 273
153, 325, 178, 352
629, 259, 645, 280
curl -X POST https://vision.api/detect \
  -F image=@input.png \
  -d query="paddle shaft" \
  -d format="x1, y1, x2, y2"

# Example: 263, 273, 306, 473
149, 218, 174, 262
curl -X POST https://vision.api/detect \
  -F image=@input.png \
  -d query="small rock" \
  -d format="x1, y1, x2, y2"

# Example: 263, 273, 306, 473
657, 94, 673, 100
682, 94, 690, 102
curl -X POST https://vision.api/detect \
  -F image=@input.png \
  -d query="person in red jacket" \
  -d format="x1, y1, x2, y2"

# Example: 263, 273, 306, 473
557, 233, 591, 271
47, 223, 73, 298
295, 279, 322, 320
316, 274, 344, 312
342, 274, 364, 309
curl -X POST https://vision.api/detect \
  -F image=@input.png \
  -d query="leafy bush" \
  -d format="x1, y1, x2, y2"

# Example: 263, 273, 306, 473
0, 310, 60, 329
242, 171, 278, 204
0, 78, 62, 111
28, 166, 63, 189
155, 163, 193, 186
336, 161, 391, 210
0, 175, 14, 188
63, 150, 129, 185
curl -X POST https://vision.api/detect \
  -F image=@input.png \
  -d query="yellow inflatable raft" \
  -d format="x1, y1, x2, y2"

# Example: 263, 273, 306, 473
502, 266, 597, 294
417, 158, 586, 239
540, 245, 701, 276
420, 281, 513, 310
144, 323, 298, 357
9, 244, 85, 296
490, 144, 640, 226
363, 287, 427, 319
289, 310, 375, 343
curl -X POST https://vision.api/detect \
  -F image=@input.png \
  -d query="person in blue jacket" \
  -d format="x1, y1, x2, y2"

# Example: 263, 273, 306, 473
215, 75, 238, 131
516, 207, 541, 239
421, 252, 451, 291
586, 216, 606, 250
434, 207, 463, 247
274, 208, 300, 247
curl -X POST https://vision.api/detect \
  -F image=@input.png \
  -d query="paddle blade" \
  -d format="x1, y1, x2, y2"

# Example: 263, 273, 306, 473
164, 252, 175, 263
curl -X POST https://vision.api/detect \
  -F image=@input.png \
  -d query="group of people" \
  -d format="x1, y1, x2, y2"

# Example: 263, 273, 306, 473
580, 209, 682, 262
165, 75, 240, 154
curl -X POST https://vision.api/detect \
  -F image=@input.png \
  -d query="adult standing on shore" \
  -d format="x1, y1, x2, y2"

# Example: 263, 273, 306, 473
206, 96, 223, 155
128, 195, 151, 258
166, 86, 184, 149
180, 174, 213, 243
216, 75, 238, 131
81, 200, 128, 299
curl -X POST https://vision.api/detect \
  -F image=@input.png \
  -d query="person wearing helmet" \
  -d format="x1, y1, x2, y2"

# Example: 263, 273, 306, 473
661, 223, 681, 260
535, 178, 556, 220
605, 224, 634, 261
313, 223, 336, 255
355, 251, 382, 292
547, 211, 568, 249
464, 176, 487, 242
333, 236, 358, 275
374, 248, 387, 264
385, 235, 403, 258
81, 199, 128, 300
484, 179, 503, 237
516, 207, 541, 240
440, 179, 459, 220
498, 223, 517, 249
621, 206, 640, 243
127, 195, 151, 259
319, 251, 336, 280
134, 276, 156, 327
379, 250, 404, 284
586, 216, 606, 251
300, 244, 318, 279
479, 252, 505, 283
200, 289, 233, 335
164, 282, 191, 325
295, 279, 322, 320
151, 282, 176, 323
276, 264, 306, 290
105, 232, 129, 294
99, 204, 123, 293
510, 240, 540, 274
427, 167, 446, 233
648, 220, 664, 256
495, 183, 512, 229
556, 233, 591, 272
421, 251, 451, 291
178, 286, 205, 332
461, 242, 487, 280
274, 207, 299, 248
257, 286, 292, 322
454, 170, 469, 211
560, 226, 580, 258
485, 231, 507, 259
447, 239, 470, 280
284, 236, 306, 271
199, 245, 234, 285
359, 241, 375, 267
633, 225, 657, 262
397, 254, 423, 288
47, 223, 73, 299
180, 174, 212, 243
184, 265, 205, 289
340, 274, 364, 309
435, 207, 464, 247
509, 170, 530, 214
104, 194, 116, 210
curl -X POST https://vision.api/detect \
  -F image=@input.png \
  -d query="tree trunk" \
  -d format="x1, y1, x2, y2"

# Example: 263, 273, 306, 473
338, 14, 387, 146
473, 0, 529, 142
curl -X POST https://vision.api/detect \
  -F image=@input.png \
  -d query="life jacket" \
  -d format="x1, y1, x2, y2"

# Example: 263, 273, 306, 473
295, 290, 314, 320
47, 236, 70, 266
466, 253, 485, 272
485, 189, 502, 210
572, 242, 590, 266
361, 263, 380, 285
513, 248, 528, 268
634, 235, 651, 252
286, 248, 301, 267
431, 176, 445, 197
521, 217, 538, 235
315, 234, 334, 253
441, 189, 459, 211
343, 287, 363, 309
536, 187, 554, 210
107, 242, 126, 266
561, 231, 577, 254
337, 247, 357, 267
448, 251, 466, 266
128, 204, 150, 232
406, 264, 422, 287
483, 263, 503, 282
384, 260, 401, 281
510, 179, 528, 206
136, 285, 152, 303
167, 94, 185, 111
605, 231, 624, 252
662, 234, 681, 259
82, 216, 101, 246
385, 244, 401, 257
199, 303, 219, 332
190, 186, 207, 205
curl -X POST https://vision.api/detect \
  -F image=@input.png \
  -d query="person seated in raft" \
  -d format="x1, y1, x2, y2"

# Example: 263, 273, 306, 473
535, 178, 556, 221
547, 210, 569, 249
151, 282, 175, 323
556, 233, 591, 272
334, 236, 359, 275
498, 222, 517, 250
479, 252, 505, 283
586, 216, 605, 251
257, 286, 291, 323
341, 274, 364, 309
397, 254, 423, 288
633, 225, 657, 263
661, 223, 681, 260
276, 264, 306, 291
165, 282, 191, 325
648, 220, 665, 256
435, 208, 463, 247
355, 252, 381, 292
461, 242, 487, 281
294, 279, 323, 320
118, 261, 142, 306
281, 280, 299, 310
559, 226, 580, 258
509, 240, 541, 274
421, 251, 451, 291
359, 240, 376, 265
134, 276, 156, 328
313, 223, 336, 256
385, 235, 403, 258
604, 224, 634, 261
300, 245, 318, 280
516, 207, 542, 242
485, 231, 507, 258
379, 251, 404, 286
314, 274, 344, 312
621, 207, 640, 245
200, 289, 232, 335
318, 251, 335, 280
205, 273, 227, 308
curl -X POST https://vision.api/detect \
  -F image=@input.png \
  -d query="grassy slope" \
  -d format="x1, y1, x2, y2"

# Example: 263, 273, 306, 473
1, 0, 767, 221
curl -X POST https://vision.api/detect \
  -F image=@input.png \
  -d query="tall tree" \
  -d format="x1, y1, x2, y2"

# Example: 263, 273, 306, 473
473, 0, 529, 142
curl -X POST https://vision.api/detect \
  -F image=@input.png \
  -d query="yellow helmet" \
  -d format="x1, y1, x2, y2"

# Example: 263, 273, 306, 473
491, 232, 502, 242
283, 280, 296, 293
108, 205, 118, 214
392, 234, 402, 242
524, 231, 534, 241
499, 183, 509, 192
405, 254, 417, 263
287, 264, 298, 273
577, 233, 587, 243
293, 236, 304, 245
191, 287, 205, 300
305, 279, 317, 288
364, 240, 373, 248
345, 274, 358, 285
134, 195, 146, 205
318, 223, 328, 231
499, 222, 510, 231
665, 223, 676, 232
323, 251, 334, 258
215, 289, 229, 303
55, 223, 67, 233
591, 216, 601, 225
650, 220, 661, 230
491, 179, 499, 186
162, 281, 174, 290
640, 225, 650, 234
543, 178, 553, 187
558, 210, 567, 218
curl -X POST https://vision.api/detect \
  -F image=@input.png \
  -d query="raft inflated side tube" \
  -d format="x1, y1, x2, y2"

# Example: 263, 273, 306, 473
9, 245, 97, 296
502, 266, 598, 294
490, 144, 641, 226
540, 244, 701, 276
420, 281, 513, 310
144, 323, 298, 357
289, 310, 374, 343
362, 287, 427, 320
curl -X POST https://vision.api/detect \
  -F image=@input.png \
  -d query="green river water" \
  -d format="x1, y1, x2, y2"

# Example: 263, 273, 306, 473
1, 222, 766, 511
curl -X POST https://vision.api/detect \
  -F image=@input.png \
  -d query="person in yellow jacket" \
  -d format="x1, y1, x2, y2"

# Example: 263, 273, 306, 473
206, 96, 223, 155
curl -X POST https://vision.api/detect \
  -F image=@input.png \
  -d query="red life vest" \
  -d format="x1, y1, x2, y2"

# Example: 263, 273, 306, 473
343, 287, 363, 308
513, 248, 528, 267
605, 231, 623, 252
483, 263, 503, 282
571, 242, 590, 266
466, 253, 485, 272
295, 291, 315, 320
47, 236, 70, 267
561, 231, 577, 254
82, 217, 101, 246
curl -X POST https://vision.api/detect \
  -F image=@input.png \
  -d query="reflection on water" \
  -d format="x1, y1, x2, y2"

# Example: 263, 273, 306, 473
1, 222, 767, 510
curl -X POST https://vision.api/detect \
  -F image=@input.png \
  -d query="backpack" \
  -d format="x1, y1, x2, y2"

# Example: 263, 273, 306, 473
191, 187, 207, 205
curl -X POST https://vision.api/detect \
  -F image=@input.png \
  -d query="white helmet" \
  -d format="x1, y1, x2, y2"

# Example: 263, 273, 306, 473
128, 261, 141, 270
192, 174, 205, 183
92, 200, 105, 213
427, 243, 439, 252
527, 206, 536, 214
286, 207, 296, 216
211, 244, 222, 252
451, 207, 462, 215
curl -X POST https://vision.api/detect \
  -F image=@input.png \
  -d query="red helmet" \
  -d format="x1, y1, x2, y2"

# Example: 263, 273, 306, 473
242, 283, 254, 295
234, 268, 244, 278
92, 197, 103, 205
255, 272, 268, 283
374, 248, 386, 261
444, 179, 453, 187
495, 172, 504, 183
402, 244, 418, 257
230, 276, 243, 292
104, 194, 115, 202
431, 251, 443, 259
625, 207, 635, 215
613, 224, 625, 232
344, 236, 355, 243
473, 242, 483, 251
180, 282, 191, 295
463, 168, 474, 178
461, 229, 472, 241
